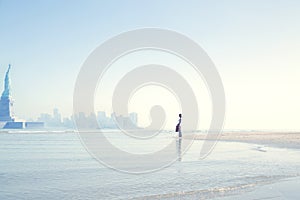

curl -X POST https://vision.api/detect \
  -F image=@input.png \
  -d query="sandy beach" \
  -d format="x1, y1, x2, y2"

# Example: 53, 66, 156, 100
186, 131, 300, 149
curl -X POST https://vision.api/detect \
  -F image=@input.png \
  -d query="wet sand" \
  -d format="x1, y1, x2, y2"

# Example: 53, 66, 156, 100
186, 131, 300, 149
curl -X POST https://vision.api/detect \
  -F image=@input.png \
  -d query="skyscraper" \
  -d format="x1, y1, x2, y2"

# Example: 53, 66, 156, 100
129, 112, 138, 126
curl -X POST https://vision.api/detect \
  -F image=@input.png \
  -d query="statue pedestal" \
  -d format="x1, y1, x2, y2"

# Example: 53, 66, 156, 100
0, 97, 14, 122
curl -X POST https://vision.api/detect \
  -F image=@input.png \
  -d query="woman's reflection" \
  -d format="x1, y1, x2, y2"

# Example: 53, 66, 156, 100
176, 138, 182, 162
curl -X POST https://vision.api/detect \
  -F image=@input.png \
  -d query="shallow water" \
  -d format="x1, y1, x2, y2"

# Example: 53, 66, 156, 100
0, 131, 299, 199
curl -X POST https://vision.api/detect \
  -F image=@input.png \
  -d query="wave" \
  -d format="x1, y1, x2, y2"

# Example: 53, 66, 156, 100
130, 175, 295, 200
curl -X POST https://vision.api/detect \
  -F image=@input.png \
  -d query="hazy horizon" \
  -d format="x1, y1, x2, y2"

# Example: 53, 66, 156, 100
1, 0, 299, 130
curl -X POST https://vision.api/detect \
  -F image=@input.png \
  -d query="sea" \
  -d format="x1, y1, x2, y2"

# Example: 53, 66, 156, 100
0, 130, 299, 199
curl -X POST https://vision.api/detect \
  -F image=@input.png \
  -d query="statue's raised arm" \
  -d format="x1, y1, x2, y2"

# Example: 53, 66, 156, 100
2, 64, 11, 98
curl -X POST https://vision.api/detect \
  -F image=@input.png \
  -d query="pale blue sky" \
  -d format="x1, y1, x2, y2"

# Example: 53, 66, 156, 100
0, 0, 299, 129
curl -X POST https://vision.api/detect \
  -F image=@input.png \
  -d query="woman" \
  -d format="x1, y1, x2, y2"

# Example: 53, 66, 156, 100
176, 113, 182, 137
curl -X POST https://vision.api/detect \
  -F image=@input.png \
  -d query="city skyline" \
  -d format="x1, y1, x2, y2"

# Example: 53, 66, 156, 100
36, 107, 139, 129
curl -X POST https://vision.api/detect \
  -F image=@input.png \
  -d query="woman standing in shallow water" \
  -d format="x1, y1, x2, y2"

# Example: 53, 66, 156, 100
176, 114, 182, 137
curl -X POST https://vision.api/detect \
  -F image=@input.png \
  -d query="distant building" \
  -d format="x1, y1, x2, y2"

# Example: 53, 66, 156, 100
63, 117, 74, 128
38, 113, 52, 123
71, 111, 140, 130
97, 111, 107, 128
53, 108, 62, 125
25, 122, 45, 128
114, 113, 138, 129
37, 109, 63, 127
97, 111, 106, 121
129, 112, 138, 126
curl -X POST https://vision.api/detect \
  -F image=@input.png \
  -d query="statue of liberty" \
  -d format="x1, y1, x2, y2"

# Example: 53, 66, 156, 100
0, 64, 14, 121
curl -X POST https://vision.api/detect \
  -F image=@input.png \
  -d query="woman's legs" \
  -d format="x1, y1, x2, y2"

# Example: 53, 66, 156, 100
178, 127, 182, 137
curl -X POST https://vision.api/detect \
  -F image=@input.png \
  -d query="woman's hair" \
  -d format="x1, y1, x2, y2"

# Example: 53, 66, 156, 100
179, 113, 182, 118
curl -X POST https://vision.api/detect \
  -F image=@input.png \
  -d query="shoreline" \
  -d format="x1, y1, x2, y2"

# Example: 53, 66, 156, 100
186, 131, 300, 150
1, 129, 299, 150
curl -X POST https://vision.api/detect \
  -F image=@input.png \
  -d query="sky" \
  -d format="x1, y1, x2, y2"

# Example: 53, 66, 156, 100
0, 0, 299, 130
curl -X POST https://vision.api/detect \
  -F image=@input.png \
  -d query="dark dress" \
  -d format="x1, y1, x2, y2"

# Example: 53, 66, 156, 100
176, 118, 182, 137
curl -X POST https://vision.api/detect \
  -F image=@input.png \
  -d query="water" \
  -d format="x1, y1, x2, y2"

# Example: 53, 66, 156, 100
0, 131, 299, 199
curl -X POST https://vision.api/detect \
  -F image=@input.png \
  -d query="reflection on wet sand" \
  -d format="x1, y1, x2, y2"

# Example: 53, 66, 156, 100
176, 138, 182, 162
